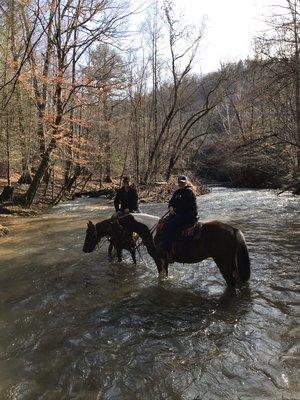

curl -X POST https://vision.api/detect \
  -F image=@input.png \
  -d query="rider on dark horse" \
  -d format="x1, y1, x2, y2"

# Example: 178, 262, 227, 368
159, 175, 198, 261
111, 176, 140, 257
114, 176, 140, 215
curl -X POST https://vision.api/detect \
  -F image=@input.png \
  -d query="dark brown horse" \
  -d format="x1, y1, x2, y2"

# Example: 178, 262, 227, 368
115, 214, 251, 287
82, 219, 138, 263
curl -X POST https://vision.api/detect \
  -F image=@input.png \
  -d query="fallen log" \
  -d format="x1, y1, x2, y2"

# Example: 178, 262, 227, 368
73, 188, 115, 199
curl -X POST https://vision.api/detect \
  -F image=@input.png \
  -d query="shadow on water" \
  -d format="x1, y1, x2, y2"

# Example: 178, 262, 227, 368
134, 284, 253, 320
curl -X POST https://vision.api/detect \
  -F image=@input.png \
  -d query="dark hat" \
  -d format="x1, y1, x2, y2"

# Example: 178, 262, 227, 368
122, 176, 130, 183
178, 175, 188, 182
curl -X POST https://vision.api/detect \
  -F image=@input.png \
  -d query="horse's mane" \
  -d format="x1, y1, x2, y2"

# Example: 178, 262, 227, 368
131, 212, 160, 230
118, 214, 150, 234
117, 214, 163, 270
95, 219, 111, 233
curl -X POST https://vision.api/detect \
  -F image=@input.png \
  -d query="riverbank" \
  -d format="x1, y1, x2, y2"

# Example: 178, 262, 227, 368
0, 175, 209, 234
136, 176, 209, 203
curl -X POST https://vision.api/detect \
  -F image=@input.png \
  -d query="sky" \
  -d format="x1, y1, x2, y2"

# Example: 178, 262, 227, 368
173, 0, 277, 73
129, 0, 281, 75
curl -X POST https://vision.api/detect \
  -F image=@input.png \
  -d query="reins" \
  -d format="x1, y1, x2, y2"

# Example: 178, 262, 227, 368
94, 223, 110, 251
94, 210, 170, 263
150, 210, 170, 235
134, 210, 170, 253
96, 237, 106, 251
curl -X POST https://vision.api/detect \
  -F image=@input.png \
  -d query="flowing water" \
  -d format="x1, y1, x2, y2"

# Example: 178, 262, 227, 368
0, 187, 299, 400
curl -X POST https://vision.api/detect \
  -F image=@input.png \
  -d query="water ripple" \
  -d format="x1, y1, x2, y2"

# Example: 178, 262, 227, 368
0, 187, 299, 399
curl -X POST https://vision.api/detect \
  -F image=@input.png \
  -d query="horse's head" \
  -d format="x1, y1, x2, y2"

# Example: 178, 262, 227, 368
83, 221, 99, 253
83, 218, 129, 253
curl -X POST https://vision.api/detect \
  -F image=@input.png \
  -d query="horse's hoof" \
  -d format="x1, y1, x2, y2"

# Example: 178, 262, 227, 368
158, 270, 167, 280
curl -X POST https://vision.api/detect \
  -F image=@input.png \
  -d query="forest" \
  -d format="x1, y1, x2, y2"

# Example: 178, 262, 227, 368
0, 2, 299, 397
0, 0, 299, 208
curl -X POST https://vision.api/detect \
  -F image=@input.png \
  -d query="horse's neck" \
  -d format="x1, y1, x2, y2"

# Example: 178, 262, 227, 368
118, 214, 163, 272
95, 220, 109, 240
131, 213, 160, 231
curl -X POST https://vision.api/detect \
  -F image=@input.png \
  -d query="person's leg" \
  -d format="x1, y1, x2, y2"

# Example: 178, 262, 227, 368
160, 214, 185, 252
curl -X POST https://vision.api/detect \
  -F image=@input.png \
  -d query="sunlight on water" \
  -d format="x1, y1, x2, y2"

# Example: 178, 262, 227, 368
0, 187, 299, 399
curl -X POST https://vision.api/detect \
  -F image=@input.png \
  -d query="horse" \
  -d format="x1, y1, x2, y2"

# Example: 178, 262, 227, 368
82, 219, 138, 263
114, 213, 251, 288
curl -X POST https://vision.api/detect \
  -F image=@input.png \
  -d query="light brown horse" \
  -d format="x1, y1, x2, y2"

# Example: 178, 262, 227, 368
115, 214, 251, 287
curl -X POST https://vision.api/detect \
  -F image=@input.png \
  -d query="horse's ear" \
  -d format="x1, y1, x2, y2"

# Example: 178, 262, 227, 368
87, 220, 93, 227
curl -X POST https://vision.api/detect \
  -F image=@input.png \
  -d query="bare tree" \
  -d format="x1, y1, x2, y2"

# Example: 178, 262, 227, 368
24, 0, 130, 206
255, 0, 300, 186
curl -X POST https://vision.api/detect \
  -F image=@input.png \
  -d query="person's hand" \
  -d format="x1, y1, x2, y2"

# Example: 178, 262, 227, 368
169, 206, 175, 215
125, 209, 130, 214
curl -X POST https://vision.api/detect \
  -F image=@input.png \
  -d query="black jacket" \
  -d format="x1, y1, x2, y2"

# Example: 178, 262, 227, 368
114, 186, 139, 213
169, 186, 198, 220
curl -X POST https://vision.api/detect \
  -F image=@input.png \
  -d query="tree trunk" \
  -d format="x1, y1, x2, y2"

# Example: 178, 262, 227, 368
64, 28, 78, 185
53, 166, 82, 205
0, 186, 14, 202
295, 48, 300, 180
25, 138, 57, 207
103, 94, 112, 182
5, 114, 11, 186
165, 155, 176, 181
18, 168, 32, 184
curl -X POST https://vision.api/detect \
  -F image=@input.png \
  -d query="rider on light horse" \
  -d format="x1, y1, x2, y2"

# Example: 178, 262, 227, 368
159, 175, 198, 261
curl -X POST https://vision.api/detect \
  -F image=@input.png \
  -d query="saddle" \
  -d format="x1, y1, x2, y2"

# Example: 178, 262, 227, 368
180, 221, 202, 240
157, 218, 202, 240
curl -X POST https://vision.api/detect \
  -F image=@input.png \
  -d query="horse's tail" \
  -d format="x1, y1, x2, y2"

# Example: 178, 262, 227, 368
234, 229, 251, 282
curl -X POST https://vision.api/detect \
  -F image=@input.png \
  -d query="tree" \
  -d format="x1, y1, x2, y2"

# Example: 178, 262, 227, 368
255, 0, 300, 186
24, 0, 130, 206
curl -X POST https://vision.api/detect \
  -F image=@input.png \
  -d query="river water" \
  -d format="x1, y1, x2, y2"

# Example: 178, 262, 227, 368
0, 187, 299, 399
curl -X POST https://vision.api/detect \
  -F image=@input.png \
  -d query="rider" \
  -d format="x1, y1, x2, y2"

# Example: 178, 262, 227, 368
160, 175, 198, 259
114, 176, 140, 215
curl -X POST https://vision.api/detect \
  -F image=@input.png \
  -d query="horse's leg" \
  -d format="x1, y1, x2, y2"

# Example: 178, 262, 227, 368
213, 257, 236, 288
232, 260, 242, 287
116, 247, 122, 262
108, 241, 114, 258
129, 247, 136, 264
165, 260, 169, 277
159, 258, 168, 279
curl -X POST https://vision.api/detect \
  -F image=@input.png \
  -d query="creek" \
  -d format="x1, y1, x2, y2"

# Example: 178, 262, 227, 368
0, 187, 299, 399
